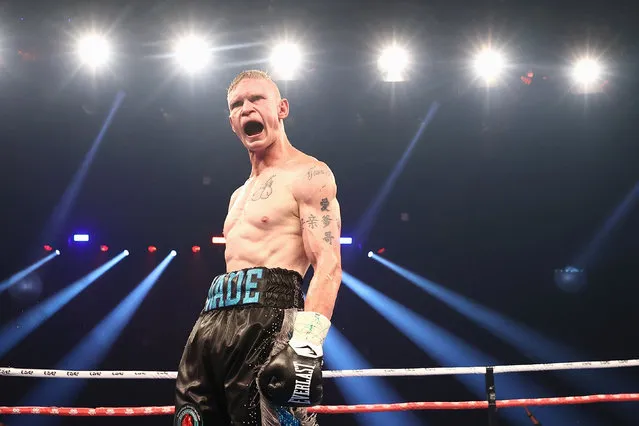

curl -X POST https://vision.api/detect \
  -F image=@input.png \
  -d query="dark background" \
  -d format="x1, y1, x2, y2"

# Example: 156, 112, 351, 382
1, 0, 638, 425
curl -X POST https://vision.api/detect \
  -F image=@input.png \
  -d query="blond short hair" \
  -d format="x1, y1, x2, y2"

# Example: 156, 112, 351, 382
227, 70, 281, 98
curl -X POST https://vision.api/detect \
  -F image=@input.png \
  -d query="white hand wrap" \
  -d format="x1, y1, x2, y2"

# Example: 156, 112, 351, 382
289, 311, 331, 358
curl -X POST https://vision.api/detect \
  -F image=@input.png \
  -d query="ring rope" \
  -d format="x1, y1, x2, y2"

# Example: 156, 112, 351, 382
2, 393, 639, 416
2, 358, 638, 380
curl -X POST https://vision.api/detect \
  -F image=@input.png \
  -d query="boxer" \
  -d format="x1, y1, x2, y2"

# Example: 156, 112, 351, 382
174, 70, 342, 426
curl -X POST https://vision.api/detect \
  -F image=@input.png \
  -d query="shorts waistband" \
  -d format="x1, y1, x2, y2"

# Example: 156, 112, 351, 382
202, 267, 304, 312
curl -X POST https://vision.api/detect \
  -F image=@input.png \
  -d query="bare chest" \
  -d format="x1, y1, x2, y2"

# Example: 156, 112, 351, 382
224, 174, 297, 235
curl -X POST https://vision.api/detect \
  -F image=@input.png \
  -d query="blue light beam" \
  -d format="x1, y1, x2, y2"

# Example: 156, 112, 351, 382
573, 181, 639, 269
324, 328, 424, 426
371, 254, 638, 422
372, 254, 578, 362
40, 90, 126, 244
16, 252, 176, 422
352, 103, 440, 247
0, 250, 129, 359
341, 271, 594, 426
0, 252, 59, 295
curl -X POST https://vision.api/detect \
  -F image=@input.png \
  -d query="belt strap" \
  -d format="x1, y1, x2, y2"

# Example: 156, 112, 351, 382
202, 267, 303, 312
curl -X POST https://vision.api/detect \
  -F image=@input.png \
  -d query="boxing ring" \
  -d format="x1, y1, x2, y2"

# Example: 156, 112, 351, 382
2, 359, 639, 422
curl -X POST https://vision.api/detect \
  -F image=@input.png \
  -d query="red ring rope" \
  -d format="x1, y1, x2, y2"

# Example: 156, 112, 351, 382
1, 393, 638, 416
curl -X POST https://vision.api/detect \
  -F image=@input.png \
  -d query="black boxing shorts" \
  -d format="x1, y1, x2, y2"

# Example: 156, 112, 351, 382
174, 267, 319, 426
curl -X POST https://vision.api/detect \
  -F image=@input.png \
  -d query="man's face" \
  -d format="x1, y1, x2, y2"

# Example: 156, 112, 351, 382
227, 78, 289, 152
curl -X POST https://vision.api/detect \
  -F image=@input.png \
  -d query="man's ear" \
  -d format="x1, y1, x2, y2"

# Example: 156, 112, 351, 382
278, 98, 289, 120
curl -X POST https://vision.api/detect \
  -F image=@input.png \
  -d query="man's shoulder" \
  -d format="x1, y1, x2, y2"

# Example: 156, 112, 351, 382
288, 154, 333, 179
228, 178, 250, 206
289, 156, 336, 202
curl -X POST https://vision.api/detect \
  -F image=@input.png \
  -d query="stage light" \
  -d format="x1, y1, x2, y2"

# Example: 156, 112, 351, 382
270, 42, 302, 81
73, 234, 90, 242
124, 250, 130, 256
212, 236, 226, 244
572, 58, 602, 85
170, 250, 177, 257
148, 246, 157, 253
100, 245, 109, 252
77, 34, 111, 69
191, 246, 201, 253
173, 35, 211, 74
367, 251, 373, 258
473, 48, 505, 83
339, 237, 353, 245
377, 44, 409, 82
55, 250, 61, 256
43, 245, 53, 252
376, 248, 386, 254
554, 266, 587, 293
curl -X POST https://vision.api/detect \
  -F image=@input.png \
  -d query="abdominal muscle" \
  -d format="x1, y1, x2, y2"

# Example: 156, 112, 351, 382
224, 223, 310, 277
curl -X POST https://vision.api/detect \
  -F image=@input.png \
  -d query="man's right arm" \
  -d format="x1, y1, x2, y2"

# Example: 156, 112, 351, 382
228, 186, 243, 211
223, 187, 243, 239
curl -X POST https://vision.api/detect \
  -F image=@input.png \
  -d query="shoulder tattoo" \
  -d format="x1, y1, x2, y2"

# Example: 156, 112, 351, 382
307, 165, 328, 181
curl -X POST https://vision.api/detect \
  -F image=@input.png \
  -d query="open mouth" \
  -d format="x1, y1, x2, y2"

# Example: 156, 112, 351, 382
243, 121, 264, 137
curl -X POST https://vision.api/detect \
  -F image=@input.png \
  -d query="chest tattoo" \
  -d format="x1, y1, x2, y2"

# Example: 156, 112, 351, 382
251, 175, 276, 201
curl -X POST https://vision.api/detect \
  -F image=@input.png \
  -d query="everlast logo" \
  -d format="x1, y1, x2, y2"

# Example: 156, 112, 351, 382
288, 362, 314, 405
66, 371, 79, 377
90, 372, 102, 376
204, 269, 262, 310
21, 370, 33, 375
0, 369, 11, 375
44, 371, 57, 376
111, 372, 124, 376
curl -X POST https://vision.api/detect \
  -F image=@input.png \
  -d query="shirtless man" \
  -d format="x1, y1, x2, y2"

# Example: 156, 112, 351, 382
174, 70, 342, 426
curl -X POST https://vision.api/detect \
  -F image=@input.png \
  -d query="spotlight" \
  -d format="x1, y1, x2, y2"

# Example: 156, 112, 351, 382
270, 42, 302, 80
55, 250, 61, 256
376, 248, 386, 254
73, 234, 90, 242
124, 250, 130, 256
367, 251, 373, 258
554, 266, 587, 293
473, 48, 505, 83
100, 245, 109, 252
170, 250, 177, 257
572, 58, 602, 85
339, 237, 353, 245
212, 236, 226, 245
43, 245, 53, 252
173, 35, 211, 74
192, 245, 201, 253
377, 44, 410, 82
77, 33, 111, 69
148, 246, 157, 253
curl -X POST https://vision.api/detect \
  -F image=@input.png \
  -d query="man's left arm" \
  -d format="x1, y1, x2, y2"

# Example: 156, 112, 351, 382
297, 163, 342, 321
257, 162, 341, 407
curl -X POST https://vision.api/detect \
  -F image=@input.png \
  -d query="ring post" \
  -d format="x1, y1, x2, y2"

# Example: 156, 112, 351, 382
485, 367, 497, 426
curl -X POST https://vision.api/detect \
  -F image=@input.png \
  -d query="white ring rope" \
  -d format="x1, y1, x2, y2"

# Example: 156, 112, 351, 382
1, 359, 638, 380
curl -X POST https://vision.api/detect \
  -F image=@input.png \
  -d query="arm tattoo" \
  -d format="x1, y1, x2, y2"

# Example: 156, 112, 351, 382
251, 175, 275, 201
320, 198, 330, 211
306, 214, 319, 229
323, 231, 334, 245
322, 215, 331, 227
307, 166, 327, 180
